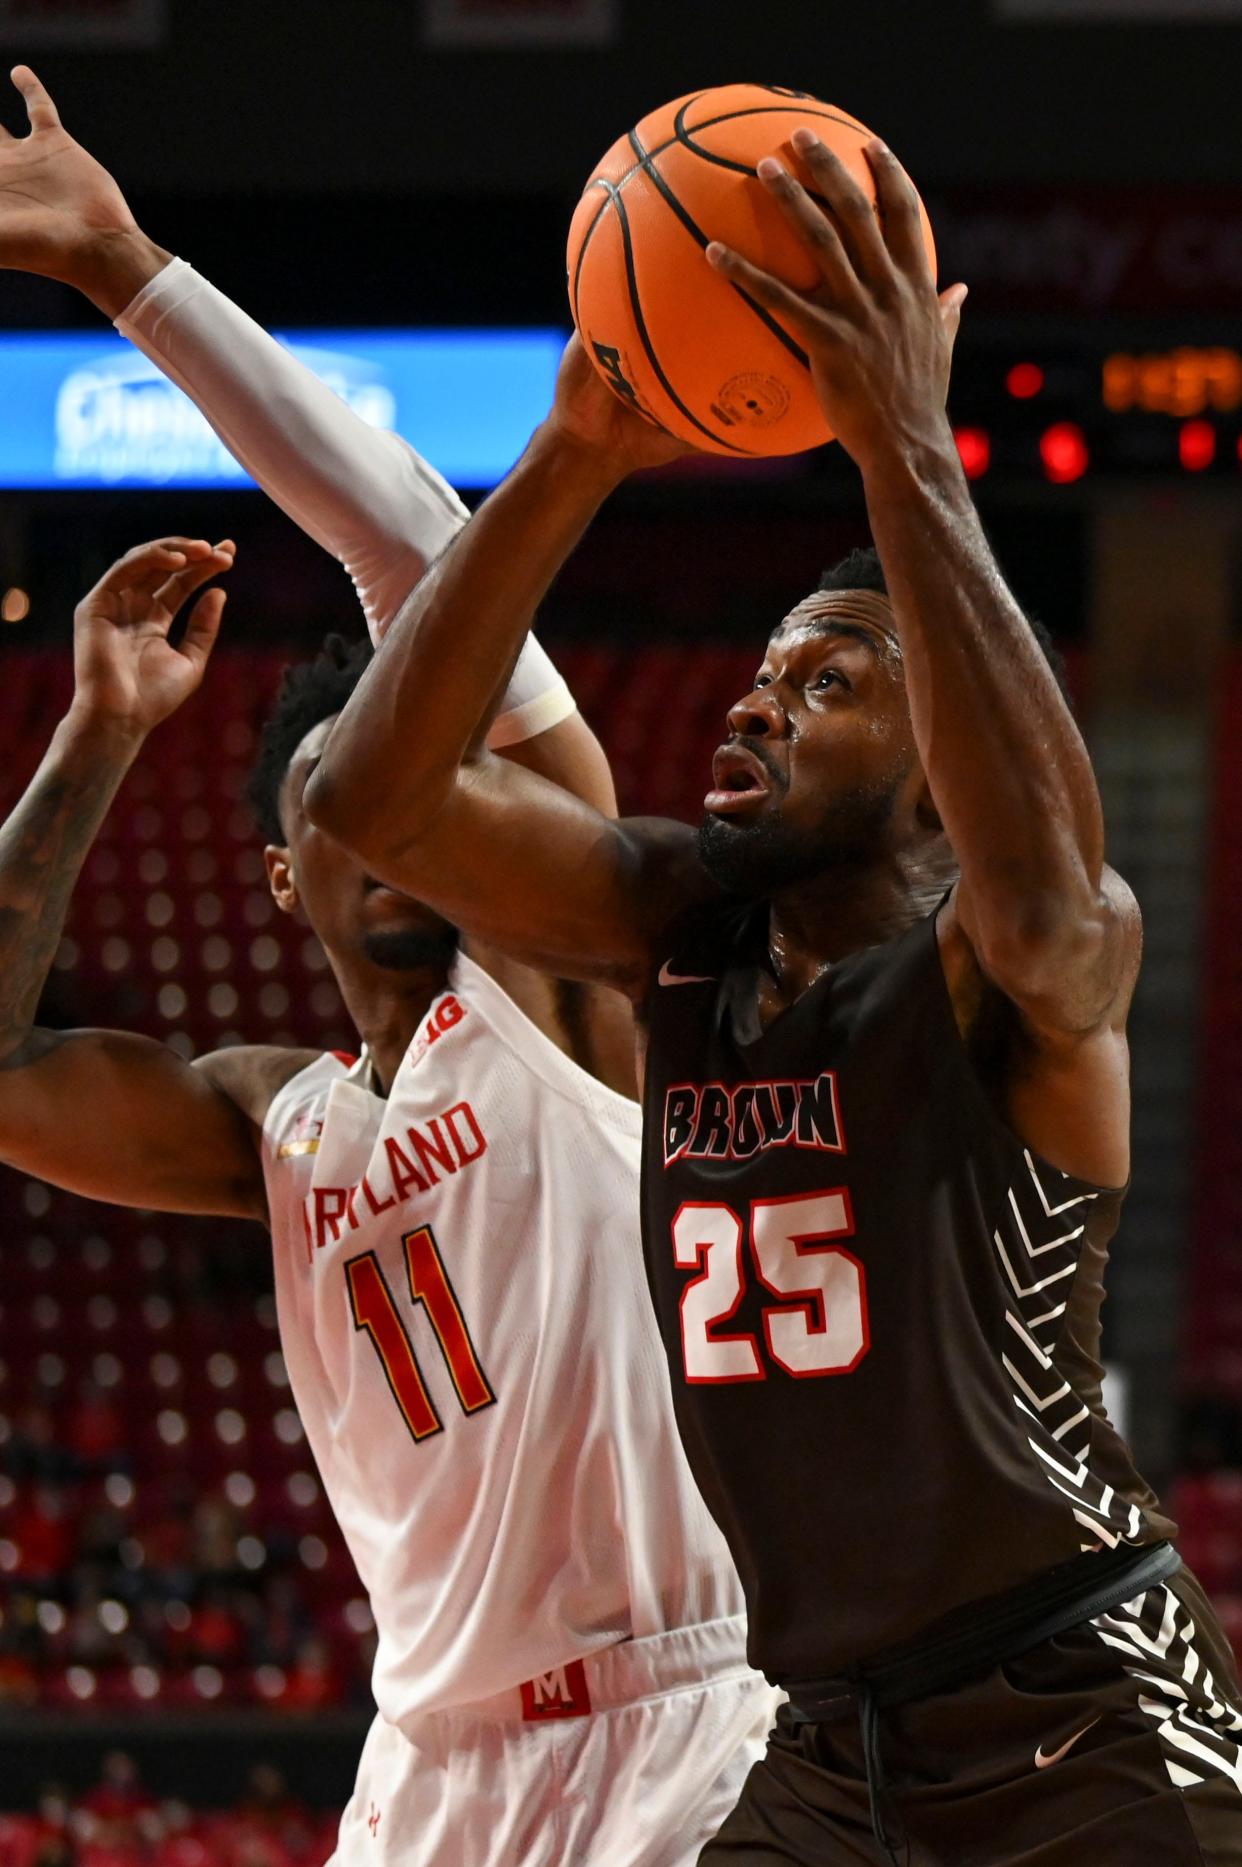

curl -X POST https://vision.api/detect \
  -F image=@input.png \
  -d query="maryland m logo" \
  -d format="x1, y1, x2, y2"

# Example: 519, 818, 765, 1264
519, 1657, 592, 1720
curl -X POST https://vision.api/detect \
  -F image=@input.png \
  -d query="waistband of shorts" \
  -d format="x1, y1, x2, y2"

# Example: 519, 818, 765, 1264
788, 1540, 1181, 1720
442, 1613, 756, 1724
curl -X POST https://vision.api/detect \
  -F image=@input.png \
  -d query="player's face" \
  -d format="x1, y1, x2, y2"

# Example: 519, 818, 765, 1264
265, 717, 458, 975
699, 589, 926, 894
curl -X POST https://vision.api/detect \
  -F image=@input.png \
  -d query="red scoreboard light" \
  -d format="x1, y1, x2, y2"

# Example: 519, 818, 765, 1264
1006, 362, 1044, 400
953, 426, 991, 480
1040, 422, 1089, 485
1179, 420, 1216, 472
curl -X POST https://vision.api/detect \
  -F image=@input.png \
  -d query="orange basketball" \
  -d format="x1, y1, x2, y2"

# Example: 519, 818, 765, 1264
567, 83, 937, 457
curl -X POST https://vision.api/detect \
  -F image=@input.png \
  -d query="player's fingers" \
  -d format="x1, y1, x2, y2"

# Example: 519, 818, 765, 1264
121, 536, 214, 579
866, 140, 931, 282
178, 587, 227, 673
789, 129, 889, 287
89, 541, 192, 599
122, 536, 213, 568
939, 283, 968, 356
705, 242, 823, 335
754, 158, 859, 305
151, 542, 235, 619
10, 65, 61, 134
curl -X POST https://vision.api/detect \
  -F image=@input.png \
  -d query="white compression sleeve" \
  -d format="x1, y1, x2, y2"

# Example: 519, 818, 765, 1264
116, 259, 466, 641
115, 260, 573, 747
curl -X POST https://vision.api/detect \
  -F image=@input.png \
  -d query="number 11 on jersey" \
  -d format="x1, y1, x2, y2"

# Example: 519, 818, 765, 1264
346, 1225, 496, 1442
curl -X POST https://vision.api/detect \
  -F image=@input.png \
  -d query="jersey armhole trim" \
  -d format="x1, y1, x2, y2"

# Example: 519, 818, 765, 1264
451, 951, 642, 1136
260, 1051, 354, 1163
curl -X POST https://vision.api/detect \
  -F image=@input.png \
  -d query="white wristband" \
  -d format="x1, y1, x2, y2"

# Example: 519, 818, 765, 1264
488, 635, 576, 749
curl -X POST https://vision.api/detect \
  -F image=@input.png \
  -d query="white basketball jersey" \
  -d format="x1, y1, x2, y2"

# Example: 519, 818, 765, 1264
261, 952, 745, 1730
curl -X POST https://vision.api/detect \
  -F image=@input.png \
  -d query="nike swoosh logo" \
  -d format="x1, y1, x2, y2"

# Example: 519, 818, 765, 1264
657, 962, 717, 987
1034, 1718, 1099, 1769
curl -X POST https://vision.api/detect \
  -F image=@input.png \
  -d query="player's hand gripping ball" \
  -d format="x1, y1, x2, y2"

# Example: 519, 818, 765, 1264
567, 84, 937, 457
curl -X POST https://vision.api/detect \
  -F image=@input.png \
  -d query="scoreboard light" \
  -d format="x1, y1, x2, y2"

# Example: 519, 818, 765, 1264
1006, 362, 1045, 400
953, 426, 991, 480
1102, 347, 1242, 419
941, 340, 1242, 481
1040, 422, 1090, 485
1179, 420, 1217, 472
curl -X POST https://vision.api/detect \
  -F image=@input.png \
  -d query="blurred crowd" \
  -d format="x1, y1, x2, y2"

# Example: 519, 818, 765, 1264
0, 1389, 373, 1712
0, 1755, 339, 1867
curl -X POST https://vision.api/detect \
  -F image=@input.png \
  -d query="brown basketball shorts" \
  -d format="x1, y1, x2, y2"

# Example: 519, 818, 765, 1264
699, 1568, 1242, 1865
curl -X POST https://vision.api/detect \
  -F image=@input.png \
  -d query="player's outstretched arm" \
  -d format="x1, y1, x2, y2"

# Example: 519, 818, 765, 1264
306, 341, 709, 997
0, 64, 465, 639
0, 64, 612, 818
0, 539, 271, 1219
707, 133, 1139, 1178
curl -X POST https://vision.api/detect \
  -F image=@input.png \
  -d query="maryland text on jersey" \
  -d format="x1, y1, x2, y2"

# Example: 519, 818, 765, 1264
301, 1099, 488, 1255
663, 1073, 845, 1166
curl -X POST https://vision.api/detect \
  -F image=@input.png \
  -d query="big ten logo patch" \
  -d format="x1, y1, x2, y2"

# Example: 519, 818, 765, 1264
408, 993, 467, 1071
519, 1658, 592, 1721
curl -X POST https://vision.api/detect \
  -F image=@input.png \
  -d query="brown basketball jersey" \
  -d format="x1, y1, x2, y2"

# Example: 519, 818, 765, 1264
640, 902, 1173, 1687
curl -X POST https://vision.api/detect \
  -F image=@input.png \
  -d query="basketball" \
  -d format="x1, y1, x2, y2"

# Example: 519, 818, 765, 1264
567, 83, 937, 457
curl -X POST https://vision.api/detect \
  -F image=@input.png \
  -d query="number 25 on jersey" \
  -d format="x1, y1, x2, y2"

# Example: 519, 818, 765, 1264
672, 1189, 869, 1384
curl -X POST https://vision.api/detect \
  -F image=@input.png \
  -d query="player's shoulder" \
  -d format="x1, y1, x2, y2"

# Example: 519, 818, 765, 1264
619, 813, 705, 886
617, 815, 727, 980
193, 1043, 324, 1131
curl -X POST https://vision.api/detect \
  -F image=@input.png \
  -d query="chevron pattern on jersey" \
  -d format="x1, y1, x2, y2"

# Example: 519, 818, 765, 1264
1092, 1584, 1242, 1793
993, 1151, 1144, 1551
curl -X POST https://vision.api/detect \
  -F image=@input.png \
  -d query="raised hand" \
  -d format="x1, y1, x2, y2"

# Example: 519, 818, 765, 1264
71, 537, 235, 739
705, 132, 967, 474
0, 65, 168, 313
547, 333, 693, 478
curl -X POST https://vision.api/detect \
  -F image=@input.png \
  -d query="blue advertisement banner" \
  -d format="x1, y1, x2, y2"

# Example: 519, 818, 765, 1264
0, 328, 567, 491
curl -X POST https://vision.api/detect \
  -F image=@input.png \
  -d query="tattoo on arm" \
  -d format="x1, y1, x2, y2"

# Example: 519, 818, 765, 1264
0, 717, 135, 1066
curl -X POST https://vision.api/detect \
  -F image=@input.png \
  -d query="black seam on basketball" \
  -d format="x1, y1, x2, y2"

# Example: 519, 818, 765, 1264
672, 101, 867, 176
596, 177, 753, 455
626, 129, 811, 375
570, 184, 613, 327
598, 101, 869, 199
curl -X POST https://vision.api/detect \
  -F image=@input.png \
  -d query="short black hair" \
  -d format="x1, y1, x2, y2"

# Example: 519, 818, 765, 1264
246, 634, 372, 845
816, 545, 889, 602
815, 545, 1071, 706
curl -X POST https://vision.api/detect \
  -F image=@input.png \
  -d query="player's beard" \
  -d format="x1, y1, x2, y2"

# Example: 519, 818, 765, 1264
697, 777, 902, 897
362, 925, 461, 972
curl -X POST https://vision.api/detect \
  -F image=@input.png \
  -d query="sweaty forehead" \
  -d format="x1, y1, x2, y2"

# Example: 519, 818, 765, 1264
772, 589, 899, 656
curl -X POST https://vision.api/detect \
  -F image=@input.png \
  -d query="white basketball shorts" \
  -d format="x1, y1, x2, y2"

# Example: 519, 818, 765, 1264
329, 1614, 780, 1867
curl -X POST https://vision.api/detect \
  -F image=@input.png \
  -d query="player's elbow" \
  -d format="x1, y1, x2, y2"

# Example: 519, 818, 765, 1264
301, 758, 354, 842
302, 761, 440, 881
302, 763, 394, 866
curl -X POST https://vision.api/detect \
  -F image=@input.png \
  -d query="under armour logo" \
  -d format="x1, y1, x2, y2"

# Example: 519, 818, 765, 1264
367, 1804, 381, 1837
